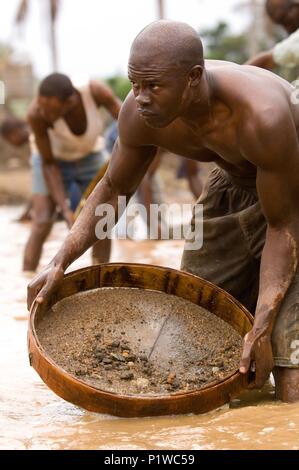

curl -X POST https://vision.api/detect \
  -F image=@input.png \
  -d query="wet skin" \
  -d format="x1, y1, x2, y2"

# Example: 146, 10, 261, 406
28, 50, 299, 401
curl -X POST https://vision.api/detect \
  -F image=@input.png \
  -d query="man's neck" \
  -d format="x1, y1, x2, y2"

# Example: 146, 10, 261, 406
180, 70, 215, 130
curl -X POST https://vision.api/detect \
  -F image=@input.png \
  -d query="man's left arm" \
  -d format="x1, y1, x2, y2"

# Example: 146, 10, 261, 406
246, 29, 299, 70
240, 109, 299, 388
90, 80, 122, 119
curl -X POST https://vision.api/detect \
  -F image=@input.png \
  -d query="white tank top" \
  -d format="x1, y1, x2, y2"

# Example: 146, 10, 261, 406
47, 83, 105, 161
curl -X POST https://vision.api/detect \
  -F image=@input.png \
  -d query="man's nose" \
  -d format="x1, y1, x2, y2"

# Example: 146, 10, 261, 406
135, 91, 151, 107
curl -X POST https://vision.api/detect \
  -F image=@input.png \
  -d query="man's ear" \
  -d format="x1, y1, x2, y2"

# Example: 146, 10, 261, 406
188, 65, 204, 87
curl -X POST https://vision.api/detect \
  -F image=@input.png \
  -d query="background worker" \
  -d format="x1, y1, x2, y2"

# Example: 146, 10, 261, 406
25, 73, 121, 271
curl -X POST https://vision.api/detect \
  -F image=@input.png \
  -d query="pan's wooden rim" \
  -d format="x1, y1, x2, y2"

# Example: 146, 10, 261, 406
28, 263, 253, 415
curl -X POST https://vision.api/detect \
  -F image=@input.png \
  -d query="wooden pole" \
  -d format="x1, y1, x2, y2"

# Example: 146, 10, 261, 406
49, 0, 58, 71
157, 0, 165, 19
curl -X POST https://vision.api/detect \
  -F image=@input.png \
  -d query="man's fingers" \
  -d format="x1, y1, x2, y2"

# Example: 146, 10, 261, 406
254, 361, 274, 389
27, 276, 42, 306
27, 284, 40, 311
28, 289, 47, 311
35, 282, 53, 304
239, 357, 251, 374
239, 337, 252, 374
27, 279, 52, 311
239, 352, 251, 373
251, 367, 268, 389
27, 265, 64, 312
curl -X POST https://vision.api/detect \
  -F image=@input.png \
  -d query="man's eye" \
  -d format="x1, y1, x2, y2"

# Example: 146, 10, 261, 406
149, 84, 159, 90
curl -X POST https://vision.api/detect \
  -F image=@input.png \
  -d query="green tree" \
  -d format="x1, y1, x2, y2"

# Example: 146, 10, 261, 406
200, 21, 248, 64
106, 75, 131, 102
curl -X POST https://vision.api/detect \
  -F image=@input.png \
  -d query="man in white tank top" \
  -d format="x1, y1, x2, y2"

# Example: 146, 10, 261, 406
24, 73, 121, 271
247, 0, 299, 70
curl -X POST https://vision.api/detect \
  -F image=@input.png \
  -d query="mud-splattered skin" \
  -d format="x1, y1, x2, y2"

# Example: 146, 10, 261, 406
28, 21, 299, 401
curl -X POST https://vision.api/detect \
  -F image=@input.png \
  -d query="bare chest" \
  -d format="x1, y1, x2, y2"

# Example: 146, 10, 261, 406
156, 121, 245, 166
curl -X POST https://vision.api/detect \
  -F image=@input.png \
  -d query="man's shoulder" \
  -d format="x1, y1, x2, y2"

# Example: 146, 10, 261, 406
89, 79, 116, 104
206, 59, 238, 69
245, 84, 293, 131
238, 94, 297, 168
214, 64, 294, 123
27, 100, 47, 127
27, 99, 40, 121
89, 79, 105, 95
240, 98, 292, 147
211, 60, 292, 95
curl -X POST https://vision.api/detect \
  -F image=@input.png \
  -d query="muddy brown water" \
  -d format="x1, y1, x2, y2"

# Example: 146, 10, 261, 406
1, 207, 299, 450
37, 288, 242, 395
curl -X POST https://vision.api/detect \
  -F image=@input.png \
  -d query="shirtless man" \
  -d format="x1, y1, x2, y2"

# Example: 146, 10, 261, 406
28, 21, 299, 402
25, 73, 121, 271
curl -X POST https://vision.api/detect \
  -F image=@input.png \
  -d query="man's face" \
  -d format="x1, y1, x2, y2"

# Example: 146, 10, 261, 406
37, 95, 71, 123
5, 127, 29, 147
270, 3, 299, 33
128, 57, 190, 128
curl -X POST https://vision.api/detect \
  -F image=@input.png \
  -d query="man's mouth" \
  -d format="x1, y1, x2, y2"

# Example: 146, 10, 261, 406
138, 108, 156, 117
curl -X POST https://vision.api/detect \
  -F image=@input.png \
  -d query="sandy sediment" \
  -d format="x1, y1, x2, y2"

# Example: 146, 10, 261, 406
37, 287, 242, 396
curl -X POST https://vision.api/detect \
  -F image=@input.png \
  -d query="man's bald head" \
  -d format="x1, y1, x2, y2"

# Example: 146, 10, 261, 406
128, 21, 207, 130
130, 20, 204, 71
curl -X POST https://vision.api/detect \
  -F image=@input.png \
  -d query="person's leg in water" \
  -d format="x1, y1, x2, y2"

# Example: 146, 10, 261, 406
273, 368, 299, 402
62, 152, 112, 264
17, 179, 79, 224
23, 154, 56, 272
16, 199, 33, 223
271, 273, 299, 403
23, 194, 55, 271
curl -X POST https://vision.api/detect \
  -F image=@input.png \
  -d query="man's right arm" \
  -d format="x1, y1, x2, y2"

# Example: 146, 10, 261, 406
245, 49, 276, 70
247, 29, 299, 70
28, 111, 73, 226
27, 110, 157, 309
